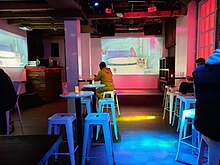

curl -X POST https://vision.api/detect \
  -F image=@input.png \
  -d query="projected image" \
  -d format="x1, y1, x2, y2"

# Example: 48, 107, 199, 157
101, 37, 163, 75
0, 29, 28, 67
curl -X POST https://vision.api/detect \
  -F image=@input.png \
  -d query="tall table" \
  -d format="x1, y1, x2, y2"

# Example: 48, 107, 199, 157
60, 91, 94, 164
0, 135, 61, 165
82, 84, 105, 112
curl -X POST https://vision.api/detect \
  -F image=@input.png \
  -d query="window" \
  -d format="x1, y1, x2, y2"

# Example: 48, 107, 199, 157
198, 0, 216, 59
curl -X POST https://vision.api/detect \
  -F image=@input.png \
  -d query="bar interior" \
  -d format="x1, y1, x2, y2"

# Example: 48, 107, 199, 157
0, 0, 220, 164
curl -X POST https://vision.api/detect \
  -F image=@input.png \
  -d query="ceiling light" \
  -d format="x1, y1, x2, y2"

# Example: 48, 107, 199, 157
19, 25, 32, 31
94, 2, 99, 7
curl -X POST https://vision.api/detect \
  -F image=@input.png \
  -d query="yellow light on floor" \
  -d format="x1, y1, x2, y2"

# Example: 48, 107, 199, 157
116, 115, 156, 122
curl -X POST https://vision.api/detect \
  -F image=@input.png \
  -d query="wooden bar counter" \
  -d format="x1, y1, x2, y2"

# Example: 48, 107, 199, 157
26, 67, 62, 102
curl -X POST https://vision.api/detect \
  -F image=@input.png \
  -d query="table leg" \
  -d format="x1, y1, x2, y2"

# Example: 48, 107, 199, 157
75, 98, 82, 164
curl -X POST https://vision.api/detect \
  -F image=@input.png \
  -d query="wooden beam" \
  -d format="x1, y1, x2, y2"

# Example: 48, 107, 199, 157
8, 19, 64, 25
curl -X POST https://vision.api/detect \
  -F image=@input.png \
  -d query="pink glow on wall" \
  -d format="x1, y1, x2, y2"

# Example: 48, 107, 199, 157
176, 27, 184, 33
186, 0, 197, 76
113, 75, 159, 89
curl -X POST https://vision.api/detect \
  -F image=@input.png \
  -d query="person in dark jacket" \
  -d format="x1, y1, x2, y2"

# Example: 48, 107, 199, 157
193, 49, 220, 142
0, 68, 17, 134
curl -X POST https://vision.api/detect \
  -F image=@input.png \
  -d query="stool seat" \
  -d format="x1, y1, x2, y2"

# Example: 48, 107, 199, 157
48, 113, 76, 165
48, 113, 76, 123
82, 113, 115, 165
85, 113, 110, 124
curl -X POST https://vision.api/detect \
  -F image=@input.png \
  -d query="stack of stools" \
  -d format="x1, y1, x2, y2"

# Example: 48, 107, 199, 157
48, 113, 77, 165
175, 109, 200, 161
103, 90, 120, 116
82, 113, 115, 165
197, 135, 220, 165
96, 98, 118, 140
81, 97, 92, 114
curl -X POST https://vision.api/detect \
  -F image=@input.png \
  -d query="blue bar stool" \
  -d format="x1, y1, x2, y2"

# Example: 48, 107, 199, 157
81, 97, 92, 114
96, 98, 118, 140
48, 113, 77, 165
82, 113, 115, 165
103, 90, 121, 116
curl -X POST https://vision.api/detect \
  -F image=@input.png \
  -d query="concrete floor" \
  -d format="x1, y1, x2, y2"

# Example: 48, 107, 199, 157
10, 95, 204, 165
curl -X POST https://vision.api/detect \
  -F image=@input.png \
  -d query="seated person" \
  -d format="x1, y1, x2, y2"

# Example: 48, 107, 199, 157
179, 57, 206, 94
0, 68, 17, 134
94, 62, 114, 98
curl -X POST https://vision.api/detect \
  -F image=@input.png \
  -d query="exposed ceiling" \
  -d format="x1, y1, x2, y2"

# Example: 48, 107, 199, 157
0, 0, 190, 37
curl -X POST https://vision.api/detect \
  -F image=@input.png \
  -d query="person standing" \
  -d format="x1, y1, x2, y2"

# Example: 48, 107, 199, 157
0, 68, 17, 134
94, 62, 115, 98
193, 48, 220, 138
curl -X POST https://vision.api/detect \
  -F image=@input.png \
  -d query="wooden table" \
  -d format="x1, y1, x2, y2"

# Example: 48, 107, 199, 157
82, 84, 105, 112
0, 135, 61, 165
60, 91, 94, 164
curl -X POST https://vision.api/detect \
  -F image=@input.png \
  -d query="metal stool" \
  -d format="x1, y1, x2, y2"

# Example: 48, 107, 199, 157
175, 109, 200, 161
103, 90, 120, 116
82, 113, 115, 165
96, 98, 118, 140
81, 97, 92, 114
48, 113, 77, 165
197, 135, 220, 165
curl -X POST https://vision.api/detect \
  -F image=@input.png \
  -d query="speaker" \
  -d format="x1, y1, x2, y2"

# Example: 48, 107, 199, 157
27, 30, 44, 61
98, 23, 115, 36
144, 23, 163, 35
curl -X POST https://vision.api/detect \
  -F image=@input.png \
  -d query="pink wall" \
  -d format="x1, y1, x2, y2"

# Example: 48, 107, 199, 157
187, 0, 197, 76
113, 75, 159, 89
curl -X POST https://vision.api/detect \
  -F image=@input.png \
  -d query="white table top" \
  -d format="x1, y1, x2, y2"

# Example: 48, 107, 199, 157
60, 91, 94, 98
83, 84, 105, 88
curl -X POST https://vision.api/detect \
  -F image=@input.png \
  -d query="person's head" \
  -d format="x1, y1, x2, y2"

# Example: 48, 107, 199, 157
99, 62, 106, 70
196, 58, 205, 66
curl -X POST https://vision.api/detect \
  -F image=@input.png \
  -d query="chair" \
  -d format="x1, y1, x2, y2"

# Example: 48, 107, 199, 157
197, 135, 220, 165
82, 113, 115, 165
6, 82, 24, 135
175, 109, 200, 161
103, 90, 120, 116
96, 98, 118, 140
48, 113, 77, 165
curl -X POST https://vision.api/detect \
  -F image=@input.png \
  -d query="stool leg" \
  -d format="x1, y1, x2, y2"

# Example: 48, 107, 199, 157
6, 111, 10, 135
103, 122, 114, 165
65, 122, 75, 165
111, 102, 118, 140
115, 93, 120, 116
172, 97, 178, 126
96, 103, 103, 140
175, 114, 186, 160
163, 95, 168, 120
16, 101, 24, 134
54, 124, 60, 161
82, 122, 89, 165
197, 137, 206, 165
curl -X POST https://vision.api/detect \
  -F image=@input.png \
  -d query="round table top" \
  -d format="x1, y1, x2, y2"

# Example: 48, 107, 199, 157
83, 84, 105, 88
60, 91, 94, 98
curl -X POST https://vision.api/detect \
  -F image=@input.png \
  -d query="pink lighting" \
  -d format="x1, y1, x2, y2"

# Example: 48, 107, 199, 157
105, 8, 112, 14
148, 6, 157, 13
